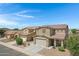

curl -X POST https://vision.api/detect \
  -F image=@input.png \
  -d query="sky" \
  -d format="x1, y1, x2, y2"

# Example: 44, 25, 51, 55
0, 3, 79, 29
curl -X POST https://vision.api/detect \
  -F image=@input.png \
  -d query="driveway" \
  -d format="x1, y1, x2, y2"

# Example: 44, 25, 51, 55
0, 44, 27, 56
26, 45, 44, 53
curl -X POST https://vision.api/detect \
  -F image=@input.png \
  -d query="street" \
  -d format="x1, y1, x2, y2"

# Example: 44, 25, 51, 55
0, 44, 27, 56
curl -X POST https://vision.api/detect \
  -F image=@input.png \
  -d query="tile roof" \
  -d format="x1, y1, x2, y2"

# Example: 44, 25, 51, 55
37, 24, 68, 29
22, 26, 39, 30
46, 24, 68, 29
5, 30, 17, 34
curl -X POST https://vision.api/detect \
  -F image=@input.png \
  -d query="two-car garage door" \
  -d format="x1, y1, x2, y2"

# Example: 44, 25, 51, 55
35, 38, 47, 47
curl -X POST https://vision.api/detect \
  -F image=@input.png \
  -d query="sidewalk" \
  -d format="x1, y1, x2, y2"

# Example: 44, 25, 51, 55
0, 41, 42, 56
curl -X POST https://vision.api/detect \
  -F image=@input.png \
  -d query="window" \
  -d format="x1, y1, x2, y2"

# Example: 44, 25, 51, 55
42, 28, 46, 33
56, 30, 59, 32
60, 30, 62, 32
56, 29, 65, 32
60, 30, 64, 32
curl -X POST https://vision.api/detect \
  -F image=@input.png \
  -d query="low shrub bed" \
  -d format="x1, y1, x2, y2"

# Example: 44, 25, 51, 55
58, 47, 65, 52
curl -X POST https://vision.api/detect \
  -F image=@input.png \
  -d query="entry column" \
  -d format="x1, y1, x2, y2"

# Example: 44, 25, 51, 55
54, 39, 56, 48
33, 38, 36, 44
61, 40, 64, 47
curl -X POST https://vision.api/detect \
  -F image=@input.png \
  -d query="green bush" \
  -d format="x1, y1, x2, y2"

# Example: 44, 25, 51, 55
71, 29, 77, 34
15, 37, 23, 45
58, 47, 65, 52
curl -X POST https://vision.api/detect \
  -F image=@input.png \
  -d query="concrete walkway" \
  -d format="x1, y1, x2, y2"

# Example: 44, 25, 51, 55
0, 41, 42, 56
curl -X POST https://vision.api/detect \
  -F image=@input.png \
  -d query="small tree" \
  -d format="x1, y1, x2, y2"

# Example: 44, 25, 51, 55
0, 29, 6, 37
71, 43, 79, 56
71, 29, 76, 34
16, 37, 23, 45
66, 34, 79, 56
13, 28, 19, 30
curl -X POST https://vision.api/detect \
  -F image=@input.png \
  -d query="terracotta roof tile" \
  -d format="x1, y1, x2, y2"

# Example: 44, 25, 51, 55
5, 30, 17, 34
36, 24, 68, 29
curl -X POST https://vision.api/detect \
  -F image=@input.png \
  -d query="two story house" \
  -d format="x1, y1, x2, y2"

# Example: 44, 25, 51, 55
33, 24, 68, 47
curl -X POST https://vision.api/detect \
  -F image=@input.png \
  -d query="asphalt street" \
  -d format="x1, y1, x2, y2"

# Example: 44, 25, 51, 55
0, 44, 27, 56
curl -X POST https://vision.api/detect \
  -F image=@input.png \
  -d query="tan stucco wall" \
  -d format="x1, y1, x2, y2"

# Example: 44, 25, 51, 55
22, 29, 29, 34
20, 32, 36, 41
7, 35, 10, 39
36, 28, 51, 36
6, 34, 15, 39
22, 29, 34, 34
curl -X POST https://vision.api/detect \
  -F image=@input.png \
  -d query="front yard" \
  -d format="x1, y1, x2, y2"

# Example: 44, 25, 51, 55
0, 36, 72, 56
38, 48, 70, 56
0, 39, 14, 43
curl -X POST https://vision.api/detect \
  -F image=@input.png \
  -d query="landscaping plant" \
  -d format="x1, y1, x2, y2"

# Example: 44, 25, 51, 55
58, 47, 65, 52
16, 37, 23, 45
66, 31, 79, 56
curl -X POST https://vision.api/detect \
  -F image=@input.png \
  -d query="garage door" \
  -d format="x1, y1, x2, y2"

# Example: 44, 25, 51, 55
36, 39, 47, 47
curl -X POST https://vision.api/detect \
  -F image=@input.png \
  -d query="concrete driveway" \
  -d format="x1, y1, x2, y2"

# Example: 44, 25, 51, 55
26, 45, 44, 53
0, 44, 27, 56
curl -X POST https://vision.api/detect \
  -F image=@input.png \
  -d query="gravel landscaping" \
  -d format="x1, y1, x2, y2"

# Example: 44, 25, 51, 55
12, 44, 25, 48
38, 48, 71, 56
0, 39, 14, 43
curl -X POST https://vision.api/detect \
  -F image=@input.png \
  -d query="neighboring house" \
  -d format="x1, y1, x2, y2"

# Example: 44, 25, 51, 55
33, 24, 68, 47
5, 30, 17, 40
19, 26, 38, 41
4, 30, 22, 39
4, 26, 37, 41
76, 29, 79, 34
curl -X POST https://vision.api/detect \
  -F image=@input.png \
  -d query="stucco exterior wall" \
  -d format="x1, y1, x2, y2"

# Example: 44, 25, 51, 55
22, 28, 35, 34
22, 29, 29, 34
20, 32, 36, 41
36, 28, 51, 36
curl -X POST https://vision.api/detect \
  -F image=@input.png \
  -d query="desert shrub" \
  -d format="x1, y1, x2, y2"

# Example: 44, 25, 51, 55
0, 29, 6, 37
71, 43, 79, 56
58, 47, 65, 52
16, 37, 23, 45
71, 29, 77, 34
65, 34, 79, 56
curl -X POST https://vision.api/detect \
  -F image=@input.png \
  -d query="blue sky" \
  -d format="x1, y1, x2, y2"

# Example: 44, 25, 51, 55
0, 3, 79, 29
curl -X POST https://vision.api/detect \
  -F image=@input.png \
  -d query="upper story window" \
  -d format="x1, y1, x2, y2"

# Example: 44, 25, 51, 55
56, 30, 59, 32
56, 29, 65, 32
42, 28, 46, 33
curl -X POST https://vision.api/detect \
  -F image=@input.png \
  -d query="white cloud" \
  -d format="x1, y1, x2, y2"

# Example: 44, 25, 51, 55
0, 18, 18, 25
0, 10, 37, 19
0, 10, 34, 19
14, 10, 34, 18
16, 10, 29, 14
0, 14, 10, 16
16, 10, 40, 14
15, 14, 34, 18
